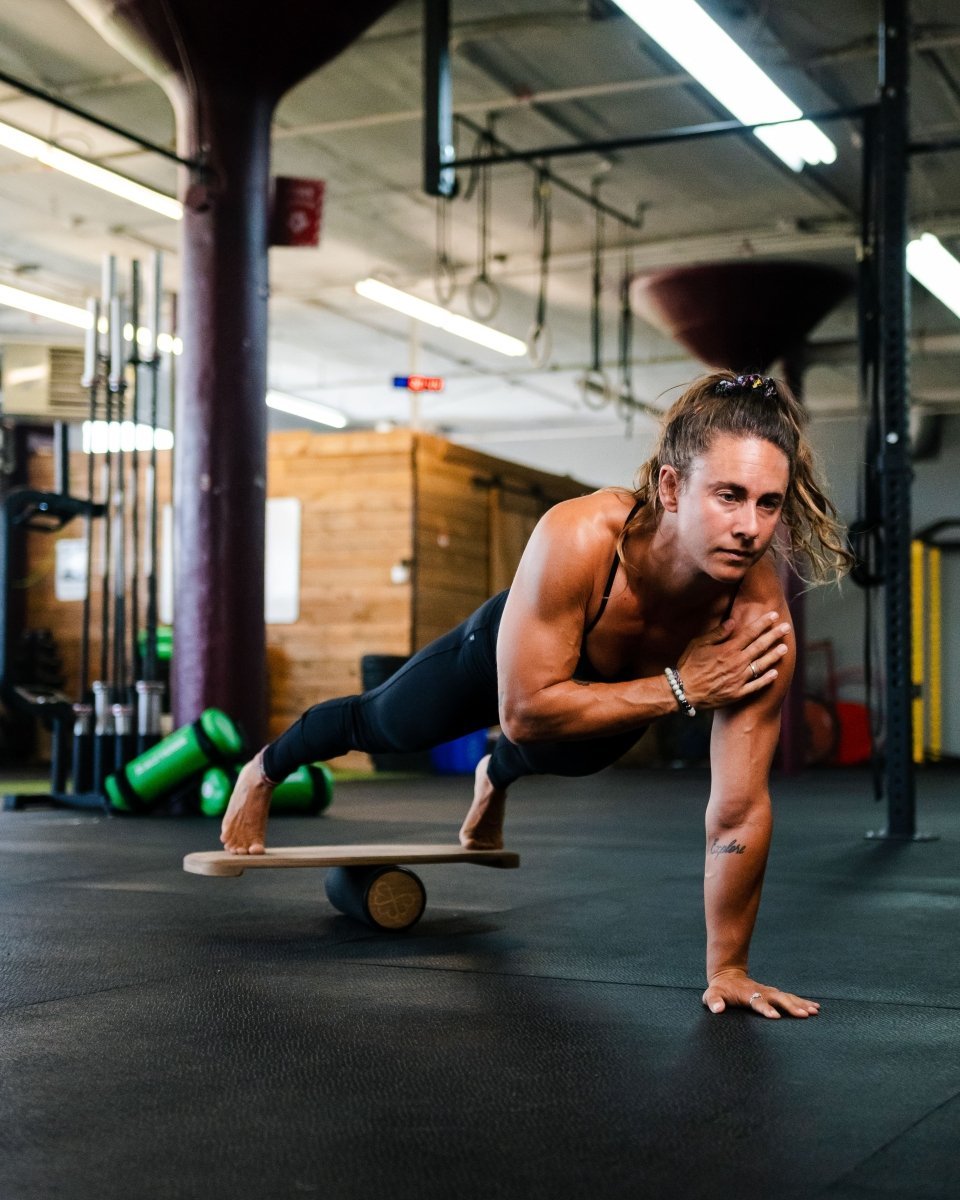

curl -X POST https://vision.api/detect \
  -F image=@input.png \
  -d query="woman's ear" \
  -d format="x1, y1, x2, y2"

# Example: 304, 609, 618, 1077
658, 464, 681, 513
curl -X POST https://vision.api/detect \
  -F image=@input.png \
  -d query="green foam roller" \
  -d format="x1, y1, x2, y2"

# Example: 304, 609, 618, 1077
105, 708, 245, 813
199, 762, 334, 818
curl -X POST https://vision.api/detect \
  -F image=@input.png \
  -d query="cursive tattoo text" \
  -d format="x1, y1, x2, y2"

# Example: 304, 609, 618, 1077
710, 838, 747, 857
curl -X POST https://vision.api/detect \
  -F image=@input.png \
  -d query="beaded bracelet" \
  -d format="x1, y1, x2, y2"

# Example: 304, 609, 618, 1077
664, 667, 696, 717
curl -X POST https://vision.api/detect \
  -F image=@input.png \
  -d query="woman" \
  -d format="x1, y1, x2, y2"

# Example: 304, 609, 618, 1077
222, 370, 852, 1018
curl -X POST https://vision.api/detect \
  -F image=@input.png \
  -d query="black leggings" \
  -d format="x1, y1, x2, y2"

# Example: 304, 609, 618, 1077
262, 591, 646, 790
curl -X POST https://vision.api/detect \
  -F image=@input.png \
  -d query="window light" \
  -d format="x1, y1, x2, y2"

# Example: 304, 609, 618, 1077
82, 420, 174, 454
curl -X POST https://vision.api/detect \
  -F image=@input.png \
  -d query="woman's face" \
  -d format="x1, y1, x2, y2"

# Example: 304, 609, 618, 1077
660, 433, 790, 580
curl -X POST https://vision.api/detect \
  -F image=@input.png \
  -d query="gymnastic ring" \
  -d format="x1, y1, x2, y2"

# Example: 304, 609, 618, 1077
579, 368, 612, 411
526, 321, 552, 367
434, 257, 457, 306
468, 274, 501, 322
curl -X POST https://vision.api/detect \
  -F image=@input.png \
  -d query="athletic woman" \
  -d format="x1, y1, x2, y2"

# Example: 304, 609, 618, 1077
221, 370, 852, 1019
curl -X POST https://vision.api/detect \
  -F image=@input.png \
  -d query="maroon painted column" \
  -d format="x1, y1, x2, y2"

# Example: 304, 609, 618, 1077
633, 261, 852, 773
68, 0, 398, 745
173, 91, 274, 746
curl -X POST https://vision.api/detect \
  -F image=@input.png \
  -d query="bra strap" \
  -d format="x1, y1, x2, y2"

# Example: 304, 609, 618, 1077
583, 499, 643, 635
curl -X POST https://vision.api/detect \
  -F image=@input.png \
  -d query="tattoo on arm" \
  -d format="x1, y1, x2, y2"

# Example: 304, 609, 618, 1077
710, 838, 747, 857
572, 679, 591, 688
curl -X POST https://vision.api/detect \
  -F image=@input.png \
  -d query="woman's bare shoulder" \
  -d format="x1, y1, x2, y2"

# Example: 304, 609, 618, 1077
733, 553, 789, 617
515, 490, 638, 601
538, 489, 639, 541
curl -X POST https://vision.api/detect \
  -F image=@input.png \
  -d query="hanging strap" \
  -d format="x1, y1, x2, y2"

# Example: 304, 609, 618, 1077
433, 195, 456, 305
468, 123, 500, 321
527, 168, 552, 366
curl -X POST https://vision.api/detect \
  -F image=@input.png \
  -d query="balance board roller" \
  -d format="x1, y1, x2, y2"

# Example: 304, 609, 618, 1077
183, 844, 520, 931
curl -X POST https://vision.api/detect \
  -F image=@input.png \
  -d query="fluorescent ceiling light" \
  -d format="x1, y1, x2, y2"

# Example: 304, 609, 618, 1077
0, 284, 182, 353
907, 233, 960, 319
0, 283, 90, 328
0, 119, 182, 220
355, 278, 527, 357
613, 0, 837, 171
266, 389, 348, 428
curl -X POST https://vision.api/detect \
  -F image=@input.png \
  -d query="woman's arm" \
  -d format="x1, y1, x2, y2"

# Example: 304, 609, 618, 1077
700, 591, 820, 1019
497, 500, 789, 743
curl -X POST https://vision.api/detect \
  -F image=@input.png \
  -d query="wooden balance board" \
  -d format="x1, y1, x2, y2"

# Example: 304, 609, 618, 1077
183, 844, 519, 931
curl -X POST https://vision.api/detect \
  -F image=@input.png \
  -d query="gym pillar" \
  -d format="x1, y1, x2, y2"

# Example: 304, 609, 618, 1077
67, 0, 400, 745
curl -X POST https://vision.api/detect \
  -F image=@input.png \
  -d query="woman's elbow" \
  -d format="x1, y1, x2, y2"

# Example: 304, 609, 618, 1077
498, 694, 541, 744
706, 793, 770, 832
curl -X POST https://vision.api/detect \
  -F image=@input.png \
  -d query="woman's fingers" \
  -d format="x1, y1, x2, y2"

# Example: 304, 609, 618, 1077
743, 641, 789, 684
702, 977, 821, 1019
737, 612, 792, 654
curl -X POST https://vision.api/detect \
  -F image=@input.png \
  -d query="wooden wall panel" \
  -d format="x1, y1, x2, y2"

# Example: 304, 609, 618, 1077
15, 427, 587, 775
412, 433, 587, 649
413, 439, 489, 649
265, 431, 414, 770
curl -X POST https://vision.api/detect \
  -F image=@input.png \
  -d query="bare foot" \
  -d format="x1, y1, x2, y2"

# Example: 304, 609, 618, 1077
220, 753, 275, 854
459, 754, 507, 850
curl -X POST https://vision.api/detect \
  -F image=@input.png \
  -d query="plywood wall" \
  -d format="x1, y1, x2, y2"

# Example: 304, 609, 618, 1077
14, 428, 587, 772
265, 430, 414, 768
412, 434, 585, 648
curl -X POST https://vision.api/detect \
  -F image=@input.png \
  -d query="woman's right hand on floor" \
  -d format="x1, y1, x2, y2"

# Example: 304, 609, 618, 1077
220, 753, 274, 854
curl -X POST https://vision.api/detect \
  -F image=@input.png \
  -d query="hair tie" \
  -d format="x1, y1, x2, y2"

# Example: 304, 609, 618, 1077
715, 374, 778, 400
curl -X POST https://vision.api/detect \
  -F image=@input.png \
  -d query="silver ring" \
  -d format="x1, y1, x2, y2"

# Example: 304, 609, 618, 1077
749, 991, 762, 1004
748, 661, 758, 680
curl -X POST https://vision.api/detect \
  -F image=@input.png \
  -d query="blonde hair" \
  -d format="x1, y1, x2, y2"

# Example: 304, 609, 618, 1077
622, 371, 853, 585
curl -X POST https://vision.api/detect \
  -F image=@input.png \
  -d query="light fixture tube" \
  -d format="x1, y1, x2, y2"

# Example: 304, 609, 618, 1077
0, 283, 183, 354
907, 233, 960, 319
0, 119, 183, 220
266, 389, 349, 429
612, 0, 837, 171
354, 278, 527, 357
0, 283, 90, 328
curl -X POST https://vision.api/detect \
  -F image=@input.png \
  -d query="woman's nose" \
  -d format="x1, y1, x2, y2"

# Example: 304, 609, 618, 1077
734, 504, 760, 539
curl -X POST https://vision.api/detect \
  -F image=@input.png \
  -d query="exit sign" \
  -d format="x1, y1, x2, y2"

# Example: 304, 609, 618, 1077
392, 375, 445, 393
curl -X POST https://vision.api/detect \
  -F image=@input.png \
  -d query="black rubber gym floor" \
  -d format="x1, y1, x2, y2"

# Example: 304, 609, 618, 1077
1, 765, 958, 1200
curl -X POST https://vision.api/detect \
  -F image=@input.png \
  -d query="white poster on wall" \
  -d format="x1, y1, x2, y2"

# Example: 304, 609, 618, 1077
264, 498, 301, 624
54, 538, 88, 601
159, 498, 301, 626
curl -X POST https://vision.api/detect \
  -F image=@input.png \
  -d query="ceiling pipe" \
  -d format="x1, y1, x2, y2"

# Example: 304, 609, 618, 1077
632, 259, 853, 775
67, 0, 398, 745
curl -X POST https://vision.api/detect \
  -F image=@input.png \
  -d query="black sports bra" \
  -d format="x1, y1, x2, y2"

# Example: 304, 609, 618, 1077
575, 499, 642, 681
583, 499, 643, 640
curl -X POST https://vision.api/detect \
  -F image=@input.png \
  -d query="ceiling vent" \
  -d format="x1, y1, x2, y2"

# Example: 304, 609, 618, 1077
0, 344, 88, 422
